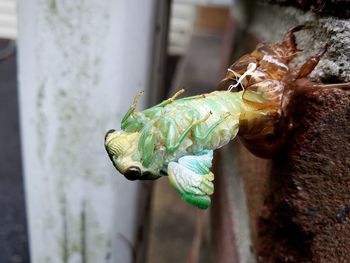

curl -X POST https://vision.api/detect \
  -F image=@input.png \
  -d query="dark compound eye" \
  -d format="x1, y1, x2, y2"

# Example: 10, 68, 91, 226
124, 166, 141, 181
105, 129, 116, 141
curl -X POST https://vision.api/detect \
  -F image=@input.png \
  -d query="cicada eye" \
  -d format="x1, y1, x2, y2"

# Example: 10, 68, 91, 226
124, 166, 141, 181
105, 129, 116, 141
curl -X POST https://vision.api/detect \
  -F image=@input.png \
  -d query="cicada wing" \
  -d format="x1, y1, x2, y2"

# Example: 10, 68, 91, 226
167, 150, 214, 209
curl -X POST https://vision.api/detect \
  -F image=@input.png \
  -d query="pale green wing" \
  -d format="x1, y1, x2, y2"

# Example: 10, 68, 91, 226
167, 150, 214, 209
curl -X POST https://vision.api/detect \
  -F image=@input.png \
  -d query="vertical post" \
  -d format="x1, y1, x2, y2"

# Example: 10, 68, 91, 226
17, 1, 158, 262
211, 145, 256, 263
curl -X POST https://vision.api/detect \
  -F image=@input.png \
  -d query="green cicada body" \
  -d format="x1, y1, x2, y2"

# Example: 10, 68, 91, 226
105, 25, 350, 209
105, 90, 248, 208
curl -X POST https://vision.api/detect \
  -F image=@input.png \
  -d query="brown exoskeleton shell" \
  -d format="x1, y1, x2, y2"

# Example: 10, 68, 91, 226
218, 25, 350, 158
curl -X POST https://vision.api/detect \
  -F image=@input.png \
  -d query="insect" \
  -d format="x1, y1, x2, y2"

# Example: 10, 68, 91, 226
105, 26, 350, 209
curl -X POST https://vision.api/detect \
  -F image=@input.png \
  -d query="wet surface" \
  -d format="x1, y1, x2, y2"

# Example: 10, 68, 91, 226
0, 45, 30, 263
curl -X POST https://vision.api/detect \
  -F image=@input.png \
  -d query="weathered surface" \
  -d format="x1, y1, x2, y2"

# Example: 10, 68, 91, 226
18, 1, 157, 262
261, 0, 350, 18
256, 87, 350, 262
237, 143, 271, 248
250, 5, 350, 83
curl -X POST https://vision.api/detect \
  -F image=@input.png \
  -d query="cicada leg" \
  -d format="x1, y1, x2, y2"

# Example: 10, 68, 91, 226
160, 89, 185, 106
138, 124, 157, 167
166, 112, 212, 154
294, 79, 350, 95
280, 25, 308, 54
297, 47, 327, 78
162, 116, 180, 153
121, 91, 144, 127
311, 83, 350, 90
147, 89, 185, 111
294, 46, 350, 91
193, 112, 231, 142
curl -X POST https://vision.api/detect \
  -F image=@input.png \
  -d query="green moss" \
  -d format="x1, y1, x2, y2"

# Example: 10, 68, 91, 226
39, 2, 115, 261
36, 83, 48, 160
49, 0, 57, 14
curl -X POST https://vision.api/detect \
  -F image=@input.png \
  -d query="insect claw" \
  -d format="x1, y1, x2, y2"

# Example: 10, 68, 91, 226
282, 25, 311, 56
131, 91, 144, 111
193, 112, 212, 125
171, 89, 185, 100
163, 89, 186, 106
297, 45, 329, 79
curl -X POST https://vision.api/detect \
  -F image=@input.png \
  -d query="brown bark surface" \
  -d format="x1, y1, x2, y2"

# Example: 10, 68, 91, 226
256, 87, 350, 262
238, 143, 271, 248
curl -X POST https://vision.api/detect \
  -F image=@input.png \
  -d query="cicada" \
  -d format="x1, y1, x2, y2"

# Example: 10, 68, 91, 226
105, 26, 350, 209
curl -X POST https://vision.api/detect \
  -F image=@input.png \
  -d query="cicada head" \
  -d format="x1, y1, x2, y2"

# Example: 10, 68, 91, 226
104, 129, 162, 181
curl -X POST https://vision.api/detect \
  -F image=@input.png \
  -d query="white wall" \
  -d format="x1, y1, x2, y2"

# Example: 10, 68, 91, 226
17, 1, 156, 262
0, 0, 17, 39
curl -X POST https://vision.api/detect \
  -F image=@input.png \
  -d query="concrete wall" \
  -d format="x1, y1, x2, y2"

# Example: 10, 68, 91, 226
17, 1, 157, 262
249, 5, 350, 83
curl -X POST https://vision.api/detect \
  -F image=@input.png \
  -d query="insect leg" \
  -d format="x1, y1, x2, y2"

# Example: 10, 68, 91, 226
294, 79, 350, 93
147, 89, 185, 110
121, 91, 144, 127
166, 112, 212, 154
138, 124, 157, 167
281, 25, 308, 53
311, 83, 350, 90
297, 47, 327, 78
161, 89, 185, 106
163, 116, 180, 154
193, 112, 231, 142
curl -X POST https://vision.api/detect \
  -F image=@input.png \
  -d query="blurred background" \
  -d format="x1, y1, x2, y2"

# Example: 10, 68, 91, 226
1, 0, 349, 262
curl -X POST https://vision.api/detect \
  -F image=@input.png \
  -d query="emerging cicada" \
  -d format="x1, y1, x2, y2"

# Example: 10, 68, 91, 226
105, 26, 349, 209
